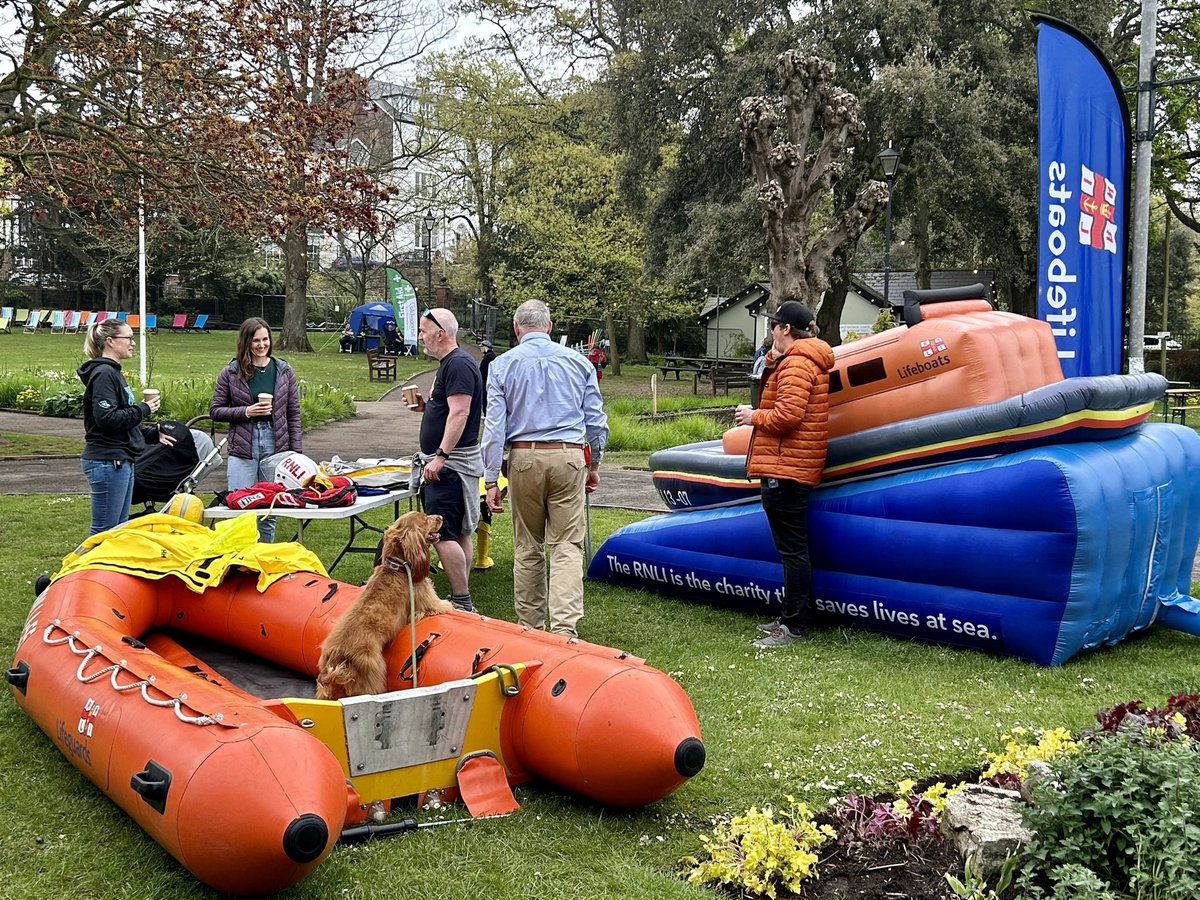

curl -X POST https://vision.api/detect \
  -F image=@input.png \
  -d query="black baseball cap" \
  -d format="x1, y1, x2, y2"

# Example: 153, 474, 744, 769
765, 300, 815, 330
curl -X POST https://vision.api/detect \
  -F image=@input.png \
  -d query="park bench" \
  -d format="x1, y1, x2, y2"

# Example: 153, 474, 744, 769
366, 347, 396, 382
692, 359, 754, 396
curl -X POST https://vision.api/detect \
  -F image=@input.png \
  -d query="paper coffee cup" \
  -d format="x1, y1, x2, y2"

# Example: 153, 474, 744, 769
402, 384, 418, 407
142, 388, 159, 403
258, 392, 273, 405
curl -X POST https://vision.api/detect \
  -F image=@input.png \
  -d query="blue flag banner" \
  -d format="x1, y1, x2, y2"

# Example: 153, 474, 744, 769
1035, 17, 1130, 377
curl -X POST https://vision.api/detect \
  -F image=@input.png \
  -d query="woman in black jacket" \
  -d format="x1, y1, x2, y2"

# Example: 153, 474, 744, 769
77, 319, 173, 535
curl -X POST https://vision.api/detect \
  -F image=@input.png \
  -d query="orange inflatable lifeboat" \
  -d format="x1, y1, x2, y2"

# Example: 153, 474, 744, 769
654, 286, 1159, 510
8, 565, 704, 895
723, 286, 1064, 455
728, 285, 1065, 450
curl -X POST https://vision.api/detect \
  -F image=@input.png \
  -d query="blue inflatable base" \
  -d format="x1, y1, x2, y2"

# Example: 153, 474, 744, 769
591, 424, 1200, 666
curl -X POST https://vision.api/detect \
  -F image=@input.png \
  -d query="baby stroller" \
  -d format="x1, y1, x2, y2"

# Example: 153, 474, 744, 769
132, 416, 226, 513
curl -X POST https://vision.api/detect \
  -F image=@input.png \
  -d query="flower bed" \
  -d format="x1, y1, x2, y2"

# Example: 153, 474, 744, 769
682, 694, 1200, 900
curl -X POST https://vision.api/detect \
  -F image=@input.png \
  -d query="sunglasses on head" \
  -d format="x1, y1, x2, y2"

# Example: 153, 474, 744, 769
423, 308, 444, 330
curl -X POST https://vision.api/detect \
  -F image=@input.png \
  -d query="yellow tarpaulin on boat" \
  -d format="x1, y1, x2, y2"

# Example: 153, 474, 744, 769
54, 513, 328, 592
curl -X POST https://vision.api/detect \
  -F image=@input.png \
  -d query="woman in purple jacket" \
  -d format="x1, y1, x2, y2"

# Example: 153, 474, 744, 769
210, 318, 302, 541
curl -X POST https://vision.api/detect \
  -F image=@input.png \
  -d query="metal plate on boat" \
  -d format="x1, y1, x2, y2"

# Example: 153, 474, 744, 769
341, 679, 477, 774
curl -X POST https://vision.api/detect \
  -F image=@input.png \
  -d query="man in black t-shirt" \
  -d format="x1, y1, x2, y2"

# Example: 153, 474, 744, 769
413, 308, 484, 611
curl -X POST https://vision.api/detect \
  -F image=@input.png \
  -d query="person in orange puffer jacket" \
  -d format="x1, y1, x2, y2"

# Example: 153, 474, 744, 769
734, 300, 835, 648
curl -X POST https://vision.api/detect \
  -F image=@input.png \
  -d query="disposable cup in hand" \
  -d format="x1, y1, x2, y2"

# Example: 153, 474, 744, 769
402, 384, 419, 408
142, 388, 159, 405
258, 392, 273, 409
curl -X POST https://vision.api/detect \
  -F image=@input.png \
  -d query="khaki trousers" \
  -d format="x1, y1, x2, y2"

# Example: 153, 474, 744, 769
508, 446, 587, 636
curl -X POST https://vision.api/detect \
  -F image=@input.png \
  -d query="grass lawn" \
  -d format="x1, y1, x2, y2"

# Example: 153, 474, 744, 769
2, 491, 1199, 899
1, 330, 1197, 897
0, 328, 429, 401
0, 331, 740, 460
0, 431, 83, 458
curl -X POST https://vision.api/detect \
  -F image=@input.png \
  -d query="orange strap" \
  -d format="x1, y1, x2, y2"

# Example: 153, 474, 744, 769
456, 753, 519, 818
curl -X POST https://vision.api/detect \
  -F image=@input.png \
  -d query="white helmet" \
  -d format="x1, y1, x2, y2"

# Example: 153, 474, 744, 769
275, 452, 319, 490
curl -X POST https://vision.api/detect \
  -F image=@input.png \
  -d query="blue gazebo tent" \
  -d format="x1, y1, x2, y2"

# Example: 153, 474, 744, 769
348, 302, 396, 350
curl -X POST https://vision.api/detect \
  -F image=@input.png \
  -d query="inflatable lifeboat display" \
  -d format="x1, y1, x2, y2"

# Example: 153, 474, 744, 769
652, 373, 1163, 511
8, 560, 704, 895
600, 285, 1200, 665
652, 285, 1161, 511
601, 424, 1200, 666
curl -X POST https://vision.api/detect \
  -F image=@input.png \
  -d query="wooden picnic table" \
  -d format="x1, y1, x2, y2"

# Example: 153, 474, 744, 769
690, 358, 754, 396
659, 355, 706, 379
1164, 387, 1200, 427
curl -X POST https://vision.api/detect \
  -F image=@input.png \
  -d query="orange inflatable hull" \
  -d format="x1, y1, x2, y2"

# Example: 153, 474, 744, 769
9, 569, 704, 894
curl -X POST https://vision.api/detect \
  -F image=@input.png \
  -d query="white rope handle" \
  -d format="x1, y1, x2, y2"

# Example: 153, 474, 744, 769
44, 622, 225, 727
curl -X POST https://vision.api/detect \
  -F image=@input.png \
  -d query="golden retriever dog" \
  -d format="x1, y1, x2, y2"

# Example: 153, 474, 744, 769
315, 510, 451, 700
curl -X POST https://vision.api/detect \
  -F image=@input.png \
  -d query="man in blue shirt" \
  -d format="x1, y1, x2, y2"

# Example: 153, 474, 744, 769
482, 299, 608, 637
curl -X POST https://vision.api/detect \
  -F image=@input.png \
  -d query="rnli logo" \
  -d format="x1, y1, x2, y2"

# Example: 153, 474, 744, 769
235, 491, 267, 509
919, 338, 946, 358
1079, 165, 1117, 254
78, 697, 100, 737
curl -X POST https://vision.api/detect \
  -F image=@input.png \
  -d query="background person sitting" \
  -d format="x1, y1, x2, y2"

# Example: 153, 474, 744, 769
339, 324, 358, 353
382, 319, 400, 355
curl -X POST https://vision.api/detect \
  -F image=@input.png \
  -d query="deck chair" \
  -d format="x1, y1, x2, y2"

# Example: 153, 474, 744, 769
50, 310, 67, 333
127, 314, 141, 330
82, 311, 98, 329
95, 311, 110, 323
116, 311, 128, 322
0, 315, 10, 333
145, 314, 157, 333
64, 311, 82, 333
171, 313, 188, 331
15, 308, 29, 326
190, 313, 209, 333
23, 310, 41, 332
1, 307, 12, 321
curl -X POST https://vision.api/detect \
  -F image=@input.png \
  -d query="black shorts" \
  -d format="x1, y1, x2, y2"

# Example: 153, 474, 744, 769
421, 467, 466, 541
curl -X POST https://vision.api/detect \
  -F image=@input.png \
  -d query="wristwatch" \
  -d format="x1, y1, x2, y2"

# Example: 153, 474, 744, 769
435, 448, 450, 460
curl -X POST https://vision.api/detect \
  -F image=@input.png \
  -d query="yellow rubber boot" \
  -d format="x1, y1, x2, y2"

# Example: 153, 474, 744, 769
473, 521, 495, 570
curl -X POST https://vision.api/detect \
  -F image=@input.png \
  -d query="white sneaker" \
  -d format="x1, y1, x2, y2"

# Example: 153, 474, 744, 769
753, 626, 806, 649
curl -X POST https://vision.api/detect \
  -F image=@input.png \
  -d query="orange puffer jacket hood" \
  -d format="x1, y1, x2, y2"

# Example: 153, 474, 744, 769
746, 337, 835, 485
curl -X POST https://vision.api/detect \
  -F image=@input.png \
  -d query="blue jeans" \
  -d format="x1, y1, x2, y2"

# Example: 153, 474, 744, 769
82, 458, 135, 536
227, 421, 279, 542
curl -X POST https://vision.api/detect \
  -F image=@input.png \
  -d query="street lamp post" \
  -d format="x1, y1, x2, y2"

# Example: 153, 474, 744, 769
877, 145, 901, 312
422, 210, 436, 308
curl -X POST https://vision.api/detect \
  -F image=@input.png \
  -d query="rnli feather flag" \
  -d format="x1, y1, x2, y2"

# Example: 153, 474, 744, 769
1035, 16, 1130, 377
386, 267, 419, 352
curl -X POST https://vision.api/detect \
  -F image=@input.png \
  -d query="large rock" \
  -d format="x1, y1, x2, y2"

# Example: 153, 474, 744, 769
939, 784, 1031, 875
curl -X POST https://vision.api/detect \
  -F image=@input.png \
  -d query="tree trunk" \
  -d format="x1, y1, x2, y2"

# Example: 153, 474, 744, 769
913, 200, 932, 290
279, 226, 313, 352
477, 228, 495, 307
625, 319, 647, 364
819, 247, 855, 348
102, 273, 136, 311
605, 311, 621, 376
